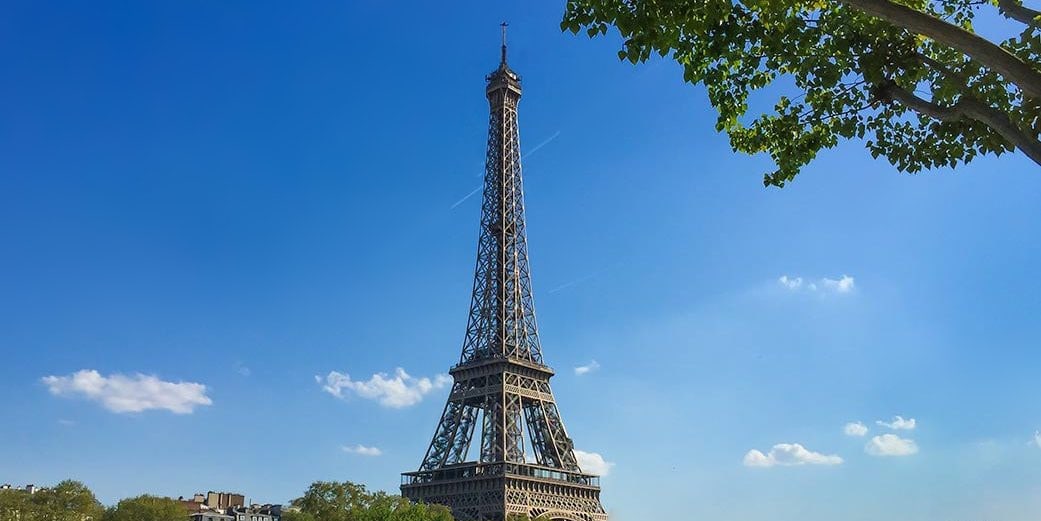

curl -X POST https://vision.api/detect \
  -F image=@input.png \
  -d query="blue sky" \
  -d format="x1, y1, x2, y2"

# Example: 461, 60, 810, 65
2, 1, 1040, 520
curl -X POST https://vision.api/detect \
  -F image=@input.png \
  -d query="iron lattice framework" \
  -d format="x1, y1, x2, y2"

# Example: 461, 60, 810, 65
401, 31, 607, 521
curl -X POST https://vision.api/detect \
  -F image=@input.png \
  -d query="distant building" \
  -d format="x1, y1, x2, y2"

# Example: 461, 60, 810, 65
206, 492, 245, 510
190, 512, 235, 521
174, 491, 281, 521
227, 506, 279, 521
254, 505, 283, 518
0, 484, 38, 494
176, 495, 207, 514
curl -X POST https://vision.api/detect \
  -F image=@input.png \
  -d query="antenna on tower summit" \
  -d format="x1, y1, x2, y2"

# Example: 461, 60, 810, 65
500, 22, 508, 64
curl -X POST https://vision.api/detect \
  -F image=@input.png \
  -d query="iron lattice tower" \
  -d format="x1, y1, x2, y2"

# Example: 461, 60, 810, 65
401, 28, 607, 521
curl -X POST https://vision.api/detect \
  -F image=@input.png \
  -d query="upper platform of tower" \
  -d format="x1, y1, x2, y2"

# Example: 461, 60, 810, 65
486, 24, 522, 99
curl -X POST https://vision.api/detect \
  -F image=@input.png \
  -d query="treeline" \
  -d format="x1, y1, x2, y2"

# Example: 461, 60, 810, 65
0, 480, 457, 521
0, 481, 106, 521
284, 481, 452, 521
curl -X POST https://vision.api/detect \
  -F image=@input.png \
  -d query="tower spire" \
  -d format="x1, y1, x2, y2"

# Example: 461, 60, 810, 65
500, 22, 508, 65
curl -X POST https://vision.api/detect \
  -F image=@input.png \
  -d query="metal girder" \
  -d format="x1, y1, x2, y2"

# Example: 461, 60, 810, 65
458, 60, 543, 368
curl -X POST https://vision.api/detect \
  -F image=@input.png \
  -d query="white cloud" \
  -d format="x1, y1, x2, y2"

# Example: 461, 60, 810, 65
342, 444, 383, 456
41, 369, 212, 414
865, 434, 919, 456
844, 421, 868, 437
574, 360, 601, 376
317, 368, 451, 408
876, 415, 917, 430
743, 443, 843, 467
57, 419, 75, 426
1032, 431, 1041, 449
574, 449, 614, 476
821, 275, 855, 293
778, 274, 855, 294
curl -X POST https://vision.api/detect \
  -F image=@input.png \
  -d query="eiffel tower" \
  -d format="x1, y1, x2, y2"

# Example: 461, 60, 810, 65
400, 26, 607, 521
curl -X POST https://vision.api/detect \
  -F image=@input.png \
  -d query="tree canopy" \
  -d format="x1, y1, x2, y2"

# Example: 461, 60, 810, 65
102, 495, 187, 521
289, 481, 453, 521
0, 479, 454, 521
0, 480, 104, 521
562, 0, 1041, 186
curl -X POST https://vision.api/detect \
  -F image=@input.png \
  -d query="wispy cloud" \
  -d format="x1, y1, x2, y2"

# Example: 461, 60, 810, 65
342, 444, 383, 457
574, 360, 601, 376
1032, 431, 1041, 449
822, 275, 855, 293
865, 434, 918, 456
778, 275, 803, 290
844, 421, 868, 437
743, 443, 843, 467
317, 368, 451, 408
876, 415, 916, 430
574, 449, 614, 476
777, 274, 855, 294
234, 362, 251, 377
57, 419, 75, 427
41, 369, 212, 414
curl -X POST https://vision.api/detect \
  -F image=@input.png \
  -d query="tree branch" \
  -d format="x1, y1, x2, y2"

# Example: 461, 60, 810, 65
876, 80, 1041, 166
798, 103, 873, 125
839, 0, 1041, 99
997, 0, 1041, 27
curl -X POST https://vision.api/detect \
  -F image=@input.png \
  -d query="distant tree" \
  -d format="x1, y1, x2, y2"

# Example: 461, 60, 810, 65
289, 481, 453, 521
0, 480, 104, 521
0, 486, 30, 521
392, 503, 452, 521
562, 0, 1041, 186
102, 495, 185, 521
41, 480, 105, 521
291, 481, 368, 521
281, 511, 318, 521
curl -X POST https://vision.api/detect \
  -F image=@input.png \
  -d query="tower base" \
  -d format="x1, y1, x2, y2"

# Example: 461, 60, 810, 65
402, 462, 607, 521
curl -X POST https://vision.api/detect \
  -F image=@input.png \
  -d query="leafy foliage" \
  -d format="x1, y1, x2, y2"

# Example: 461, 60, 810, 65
0, 480, 104, 521
562, 0, 1041, 186
102, 495, 186, 521
0, 479, 454, 521
282, 511, 319, 521
0, 486, 30, 521
290, 481, 453, 521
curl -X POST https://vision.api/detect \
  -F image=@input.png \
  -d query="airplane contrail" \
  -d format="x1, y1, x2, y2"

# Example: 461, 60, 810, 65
522, 130, 561, 161
451, 130, 562, 210
547, 272, 602, 294
449, 185, 483, 210
547, 263, 621, 294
